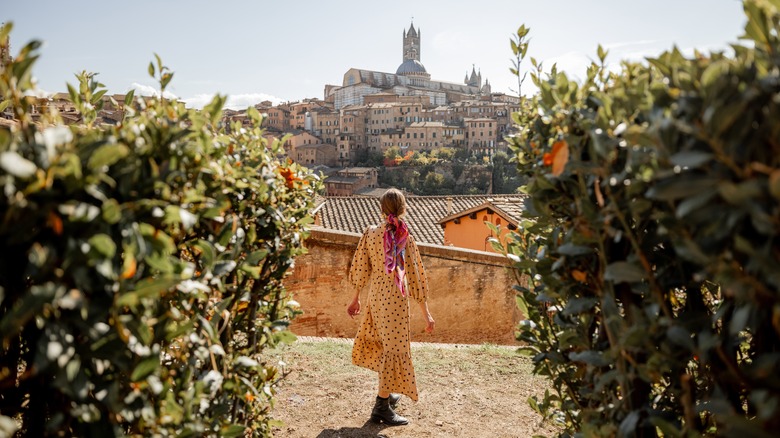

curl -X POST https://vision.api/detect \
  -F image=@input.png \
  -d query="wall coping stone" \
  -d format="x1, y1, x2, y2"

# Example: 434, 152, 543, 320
308, 226, 511, 267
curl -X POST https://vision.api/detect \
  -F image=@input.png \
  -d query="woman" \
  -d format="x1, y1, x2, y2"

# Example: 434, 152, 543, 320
347, 188, 435, 426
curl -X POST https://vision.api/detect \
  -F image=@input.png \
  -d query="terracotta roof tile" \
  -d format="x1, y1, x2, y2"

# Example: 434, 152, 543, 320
438, 197, 527, 226
316, 194, 526, 245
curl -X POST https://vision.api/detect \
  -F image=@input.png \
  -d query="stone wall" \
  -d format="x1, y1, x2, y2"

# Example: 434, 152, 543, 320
285, 227, 523, 345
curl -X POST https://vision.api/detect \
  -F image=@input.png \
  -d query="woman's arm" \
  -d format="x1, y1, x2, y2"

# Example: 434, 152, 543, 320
347, 227, 372, 318
348, 291, 361, 318
418, 300, 435, 333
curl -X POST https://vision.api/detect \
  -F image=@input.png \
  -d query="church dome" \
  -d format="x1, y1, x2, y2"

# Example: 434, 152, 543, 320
396, 59, 428, 75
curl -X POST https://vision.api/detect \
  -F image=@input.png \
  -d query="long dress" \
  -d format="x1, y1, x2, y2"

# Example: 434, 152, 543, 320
348, 223, 430, 401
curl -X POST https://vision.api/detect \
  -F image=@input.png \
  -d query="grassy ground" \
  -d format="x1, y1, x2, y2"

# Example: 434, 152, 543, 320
267, 338, 558, 437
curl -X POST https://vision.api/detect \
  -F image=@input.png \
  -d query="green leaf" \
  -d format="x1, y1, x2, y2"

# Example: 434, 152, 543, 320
239, 264, 262, 279
160, 72, 174, 90
516, 296, 529, 318
561, 297, 598, 316
124, 89, 135, 106
244, 249, 269, 266
669, 151, 713, 168
729, 305, 751, 335
88, 233, 116, 258
701, 59, 730, 87
91, 89, 107, 105
718, 180, 762, 205
130, 355, 159, 381
557, 243, 593, 256
0, 284, 58, 342
646, 177, 720, 201
102, 199, 122, 224
219, 425, 247, 438
272, 330, 297, 345
604, 261, 646, 284
597, 44, 608, 63
568, 350, 609, 367
148, 61, 155, 78
666, 326, 695, 350
87, 144, 129, 170
193, 239, 217, 270
117, 277, 179, 307
527, 396, 540, 414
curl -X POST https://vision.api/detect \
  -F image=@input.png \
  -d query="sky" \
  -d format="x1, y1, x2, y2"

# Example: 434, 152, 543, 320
5, 0, 747, 109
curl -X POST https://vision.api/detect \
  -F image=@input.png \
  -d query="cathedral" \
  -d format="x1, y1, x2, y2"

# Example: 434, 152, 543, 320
327, 23, 492, 110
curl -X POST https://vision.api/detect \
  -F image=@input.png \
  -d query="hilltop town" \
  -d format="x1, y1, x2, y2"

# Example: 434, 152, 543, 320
231, 23, 522, 196
0, 22, 522, 198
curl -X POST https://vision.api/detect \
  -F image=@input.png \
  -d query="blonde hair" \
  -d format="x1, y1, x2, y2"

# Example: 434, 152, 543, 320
380, 188, 407, 218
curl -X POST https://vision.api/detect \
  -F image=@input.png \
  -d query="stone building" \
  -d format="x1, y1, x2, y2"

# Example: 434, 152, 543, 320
326, 23, 491, 110
309, 107, 340, 145
323, 167, 379, 196
464, 117, 498, 155
294, 143, 338, 167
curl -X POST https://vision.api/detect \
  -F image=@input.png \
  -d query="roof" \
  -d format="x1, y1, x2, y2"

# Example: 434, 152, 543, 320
438, 198, 526, 226
325, 176, 361, 185
396, 59, 428, 75
315, 194, 526, 245
340, 167, 376, 173
408, 121, 445, 128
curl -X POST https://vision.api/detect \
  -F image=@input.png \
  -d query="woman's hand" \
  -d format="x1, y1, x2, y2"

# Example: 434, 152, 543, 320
347, 297, 361, 319
424, 312, 435, 333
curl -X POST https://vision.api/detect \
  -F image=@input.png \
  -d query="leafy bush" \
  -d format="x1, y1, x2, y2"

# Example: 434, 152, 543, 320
498, 1, 780, 436
0, 25, 319, 436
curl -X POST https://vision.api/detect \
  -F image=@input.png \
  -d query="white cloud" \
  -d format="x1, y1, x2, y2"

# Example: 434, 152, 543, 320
129, 82, 178, 100
181, 93, 285, 110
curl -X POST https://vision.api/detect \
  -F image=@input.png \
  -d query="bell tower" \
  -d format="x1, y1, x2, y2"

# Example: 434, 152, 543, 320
402, 22, 420, 63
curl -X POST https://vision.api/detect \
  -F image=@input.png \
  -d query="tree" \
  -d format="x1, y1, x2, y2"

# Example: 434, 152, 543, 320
0, 27, 319, 436
498, 3, 780, 435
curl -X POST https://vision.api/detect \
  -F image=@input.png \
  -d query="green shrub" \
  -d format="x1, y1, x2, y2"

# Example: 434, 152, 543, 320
0, 25, 320, 437
497, 1, 780, 436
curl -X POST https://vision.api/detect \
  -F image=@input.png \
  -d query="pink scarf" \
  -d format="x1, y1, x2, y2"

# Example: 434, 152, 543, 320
383, 214, 409, 296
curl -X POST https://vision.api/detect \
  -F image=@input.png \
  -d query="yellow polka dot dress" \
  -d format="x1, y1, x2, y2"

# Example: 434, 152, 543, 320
349, 224, 430, 401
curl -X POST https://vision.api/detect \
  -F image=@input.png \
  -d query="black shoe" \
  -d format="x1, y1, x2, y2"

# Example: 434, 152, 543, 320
370, 396, 408, 426
388, 393, 401, 409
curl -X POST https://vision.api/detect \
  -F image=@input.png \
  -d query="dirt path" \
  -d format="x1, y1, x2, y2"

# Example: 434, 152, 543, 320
268, 337, 557, 437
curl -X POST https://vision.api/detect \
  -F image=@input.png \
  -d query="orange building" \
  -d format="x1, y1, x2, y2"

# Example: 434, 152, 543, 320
438, 198, 524, 253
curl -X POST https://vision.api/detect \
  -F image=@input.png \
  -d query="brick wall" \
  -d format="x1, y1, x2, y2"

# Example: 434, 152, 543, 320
285, 227, 523, 345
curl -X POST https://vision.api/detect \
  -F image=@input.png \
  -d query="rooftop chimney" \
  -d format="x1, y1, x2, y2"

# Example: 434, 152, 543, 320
446, 196, 453, 215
